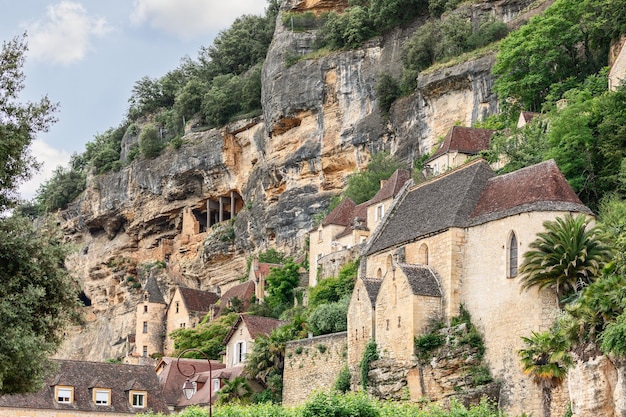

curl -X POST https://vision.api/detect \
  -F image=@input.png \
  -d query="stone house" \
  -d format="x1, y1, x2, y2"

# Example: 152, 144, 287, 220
222, 314, 286, 367
164, 286, 220, 354
308, 169, 411, 286
516, 111, 541, 128
348, 158, 592, 416
155, 357, 225, 411
213, 280, 256, 317
424, 126, 494, 175
0, 360, 169, 416
133, 277, 167, 359
248, 259, 283, 302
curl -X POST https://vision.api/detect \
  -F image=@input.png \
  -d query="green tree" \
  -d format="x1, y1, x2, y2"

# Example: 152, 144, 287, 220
264, 262, 302, 317
519, 214, 611, 309
0, 34, 57, 211
36, 166, 86, 212
344, 152, 405, 204
376, 73, 401, 117
519, 330, 572, 417
308, 260, 357, 308
138, 124, 163, 158
307, 297, 350, 336
170, 313, 237, 359
0, 215, 80, 393
360, 339, 379, 389
216, 376, 253, 405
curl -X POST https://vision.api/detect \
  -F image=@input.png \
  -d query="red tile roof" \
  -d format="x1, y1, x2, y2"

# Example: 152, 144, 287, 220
0, 360, 170, 414
223, 314, 286, 345
427, 126, 494, 162
215, 281, 256, 317
178, 287, 220, 314
156, 357, 225, 408
367, 169, 412, 206
252, 262, 282, 279
470, 159, 591, 223
335, 202, 369, 239
322, 198, 356, 227
176, 366, 245, 407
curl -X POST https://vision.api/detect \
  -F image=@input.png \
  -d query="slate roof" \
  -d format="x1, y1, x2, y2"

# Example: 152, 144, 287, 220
426, 126, 494, 162
143, 277, 166, 304
178, 287, 220, 314
398, 264, 442, 297
156, 357, 225, 408
361, 277, 383, 307
366, 159, 494, 255
0, 360, 169, 414
322, 197, 356, 227
223, 314, 286, 345
367, 169, 412, 206
470, 159, 592, 225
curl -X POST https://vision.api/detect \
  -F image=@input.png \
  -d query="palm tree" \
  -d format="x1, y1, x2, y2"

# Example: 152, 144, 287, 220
519, 214, 611, 309
216, 376, 253, 404
519, 330, 573, 417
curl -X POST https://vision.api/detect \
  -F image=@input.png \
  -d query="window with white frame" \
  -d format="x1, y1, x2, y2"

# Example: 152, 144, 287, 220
56, 386, 73, 404
235, 341, 246, 364
130, 391, 146, 408
94, 388, 111, 405
213, 378, 221, 393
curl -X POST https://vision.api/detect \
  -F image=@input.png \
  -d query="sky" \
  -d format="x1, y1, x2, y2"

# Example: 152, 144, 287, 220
0, 0, 268, 200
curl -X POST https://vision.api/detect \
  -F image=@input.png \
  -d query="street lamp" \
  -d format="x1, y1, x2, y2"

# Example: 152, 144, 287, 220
176, 348, 213, 417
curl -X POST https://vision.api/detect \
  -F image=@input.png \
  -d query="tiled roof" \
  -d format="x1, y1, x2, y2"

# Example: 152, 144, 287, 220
520, 111, 540, 123
427, 126, 494, 162
397, 264, 442, 297
253, 262, 282, 279
144, 277, 166, 304
361, 278, 383, 307
179, 287, 220, 314
367, 169, 412, 206
176, 366, 245, 407
367, 160, 494, 255
322, 198, 356, 227
156, 357, 225, 407
0, 360, 169, 414
470, 159, 592, 225
335, 202, 369, 239
223, 314, 286, 345
215, 281, 256, 317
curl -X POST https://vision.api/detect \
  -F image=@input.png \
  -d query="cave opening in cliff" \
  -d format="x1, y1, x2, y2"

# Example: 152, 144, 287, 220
79, 291, 92, 307
192, 208, 208, 233
206, 191, 244, 227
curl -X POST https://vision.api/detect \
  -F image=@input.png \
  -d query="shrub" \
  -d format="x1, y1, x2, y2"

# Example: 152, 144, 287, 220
376, 73, 401, 117
360, 340, 379, 389
307, 298, 349, 336
414, 332, 445, 360
302, 391, 379, 417
334, 366, 351, 393
138, 124, 163, 158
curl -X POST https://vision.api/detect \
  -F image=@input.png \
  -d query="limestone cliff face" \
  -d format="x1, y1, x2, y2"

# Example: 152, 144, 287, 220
58, 0, 535, 362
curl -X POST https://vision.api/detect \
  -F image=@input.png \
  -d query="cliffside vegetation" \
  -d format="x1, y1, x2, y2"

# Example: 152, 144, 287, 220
0, 35, 80, 394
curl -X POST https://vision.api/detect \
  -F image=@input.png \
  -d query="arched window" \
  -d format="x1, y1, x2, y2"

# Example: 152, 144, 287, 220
386, 255, 393, 275
419, 243, 429, 265
376, 268, 382, 278
508, 232, 518, 278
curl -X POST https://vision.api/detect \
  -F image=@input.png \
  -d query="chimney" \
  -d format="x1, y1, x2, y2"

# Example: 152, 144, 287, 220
380, 179, 387, 189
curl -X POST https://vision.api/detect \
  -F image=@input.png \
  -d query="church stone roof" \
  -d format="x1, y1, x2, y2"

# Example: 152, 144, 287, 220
144, 277, 166, 304
398, 264, 442, 297
470, 159, 592, 225
366, 160, 494, 255
426, 126, 494, 162
0, 360, 169, 414
361, 277, 383, 307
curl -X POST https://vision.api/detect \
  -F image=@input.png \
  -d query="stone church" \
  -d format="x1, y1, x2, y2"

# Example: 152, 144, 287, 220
347, 158, 592, 415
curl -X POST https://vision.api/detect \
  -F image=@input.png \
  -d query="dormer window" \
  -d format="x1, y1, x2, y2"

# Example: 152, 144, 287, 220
94, 388, 111, 405
56, 386, 73, 403
130, 390, 147, 408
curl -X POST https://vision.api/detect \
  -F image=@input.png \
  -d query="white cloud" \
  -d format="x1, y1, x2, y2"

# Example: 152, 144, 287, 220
26, 2, 112, 66
19, 140, 71, 201
131, 0, 267, 40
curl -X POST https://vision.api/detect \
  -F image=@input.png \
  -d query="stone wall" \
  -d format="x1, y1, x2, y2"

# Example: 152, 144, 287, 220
282, 332, 348, 405
462, 211, 572, 417
317, 245, 362, 282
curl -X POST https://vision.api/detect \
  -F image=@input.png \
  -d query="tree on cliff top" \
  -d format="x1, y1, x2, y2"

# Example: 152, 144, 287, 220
0, 34, 80, 394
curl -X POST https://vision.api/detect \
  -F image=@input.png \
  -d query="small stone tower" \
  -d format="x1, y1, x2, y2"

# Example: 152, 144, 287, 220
134, 277, 167, 358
